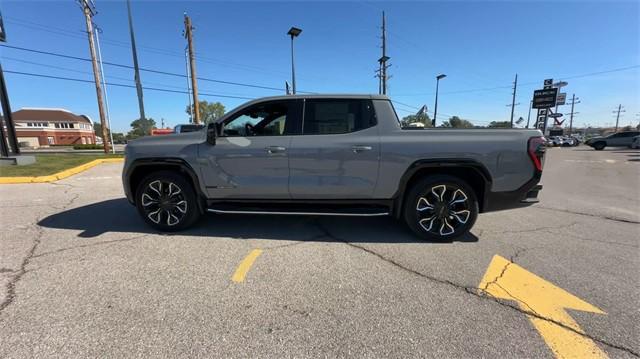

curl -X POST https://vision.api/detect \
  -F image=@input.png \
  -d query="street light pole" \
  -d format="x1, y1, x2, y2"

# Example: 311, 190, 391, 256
526, 100, 532, 129
287, 27, 302, 95
432, 74, 446, 127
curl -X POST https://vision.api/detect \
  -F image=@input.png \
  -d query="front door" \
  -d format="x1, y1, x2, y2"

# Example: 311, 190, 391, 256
199, 99, 302, 199
289, 99, 380, 199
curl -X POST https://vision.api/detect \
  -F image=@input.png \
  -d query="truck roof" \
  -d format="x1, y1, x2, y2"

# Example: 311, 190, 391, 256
247, 94, 390, 102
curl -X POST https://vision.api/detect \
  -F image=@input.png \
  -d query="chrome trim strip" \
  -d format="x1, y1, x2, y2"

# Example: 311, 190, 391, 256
206, 208, 389, 217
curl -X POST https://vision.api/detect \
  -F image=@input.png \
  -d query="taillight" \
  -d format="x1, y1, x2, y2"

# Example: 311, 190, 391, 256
528, 136, 546, 172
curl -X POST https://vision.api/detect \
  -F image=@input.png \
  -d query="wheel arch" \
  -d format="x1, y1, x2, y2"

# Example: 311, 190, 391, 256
125, 158, 206, 213
392, 159, 492, 218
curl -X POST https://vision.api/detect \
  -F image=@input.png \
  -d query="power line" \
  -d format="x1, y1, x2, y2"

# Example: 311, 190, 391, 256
3, 70, 255, 100
393, 65, 640, 97
4, 16, 293, 78
0, 56, 226, 92
0, 44, 292, 92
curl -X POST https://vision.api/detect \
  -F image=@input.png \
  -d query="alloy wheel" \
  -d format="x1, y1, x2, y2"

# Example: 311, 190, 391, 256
415, 184, 471, 236
141, 180, 188, 226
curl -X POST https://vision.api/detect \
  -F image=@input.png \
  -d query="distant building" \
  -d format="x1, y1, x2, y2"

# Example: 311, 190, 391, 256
13, 108, 96, 147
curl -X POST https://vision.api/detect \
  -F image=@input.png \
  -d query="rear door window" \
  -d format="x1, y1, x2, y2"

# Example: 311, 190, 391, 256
302, 99, 376, 135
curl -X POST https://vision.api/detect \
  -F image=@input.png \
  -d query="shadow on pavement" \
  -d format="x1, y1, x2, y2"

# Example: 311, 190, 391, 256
37, 198, 479, 244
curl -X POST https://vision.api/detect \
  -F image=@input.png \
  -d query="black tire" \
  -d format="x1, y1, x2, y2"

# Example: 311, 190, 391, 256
403, 175, 479, 241
593, 142, 606, 151
135, 171, 201, 231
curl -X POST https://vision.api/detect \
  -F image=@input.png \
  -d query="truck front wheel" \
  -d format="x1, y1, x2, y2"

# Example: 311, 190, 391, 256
135, 171, 201, 231
403, 175, 479, 241
592, 142, 606, 150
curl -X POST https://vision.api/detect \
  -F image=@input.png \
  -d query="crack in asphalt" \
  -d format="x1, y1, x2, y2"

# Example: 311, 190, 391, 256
312, 220, 640, 358
0, 180, 82, 315
534, 206, 640, 225
261, 233, 328, 251
484, 222, 577, 235
542, 229, 639, 249
0, 218, 44, 314
32, 234, 150, 259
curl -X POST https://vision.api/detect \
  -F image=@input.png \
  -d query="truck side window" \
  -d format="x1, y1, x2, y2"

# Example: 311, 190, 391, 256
303, 100, 375, 135
223, 102, 290, 137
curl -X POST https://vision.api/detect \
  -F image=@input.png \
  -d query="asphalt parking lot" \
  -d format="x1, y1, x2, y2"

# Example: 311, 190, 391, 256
1, 146, 638, 358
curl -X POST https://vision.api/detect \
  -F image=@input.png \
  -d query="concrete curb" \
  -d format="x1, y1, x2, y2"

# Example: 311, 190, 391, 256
0, 158, 124, 184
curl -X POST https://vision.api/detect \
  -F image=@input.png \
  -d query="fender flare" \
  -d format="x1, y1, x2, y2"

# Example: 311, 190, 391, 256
124, 158, 206, 212
391, 159, 493, 217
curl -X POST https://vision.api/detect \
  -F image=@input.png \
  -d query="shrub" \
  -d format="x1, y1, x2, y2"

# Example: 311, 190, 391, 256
73, 144, 104, 150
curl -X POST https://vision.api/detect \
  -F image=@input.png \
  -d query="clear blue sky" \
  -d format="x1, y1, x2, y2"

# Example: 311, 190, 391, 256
1, 0, 639, 133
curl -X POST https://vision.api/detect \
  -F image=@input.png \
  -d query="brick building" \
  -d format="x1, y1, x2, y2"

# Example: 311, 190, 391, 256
13, 108, 96, 147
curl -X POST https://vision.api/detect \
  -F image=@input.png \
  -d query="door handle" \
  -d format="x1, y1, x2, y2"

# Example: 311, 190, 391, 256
351, 145, 373, 153
265, 146, 286, 154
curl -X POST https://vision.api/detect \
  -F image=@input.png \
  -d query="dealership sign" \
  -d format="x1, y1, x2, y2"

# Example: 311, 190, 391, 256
532, 88, 558, 109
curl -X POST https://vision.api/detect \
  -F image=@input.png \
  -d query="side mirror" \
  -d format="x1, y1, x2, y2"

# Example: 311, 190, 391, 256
206, 122, 218, 145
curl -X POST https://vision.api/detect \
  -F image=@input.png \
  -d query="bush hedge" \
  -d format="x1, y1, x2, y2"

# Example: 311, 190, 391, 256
72, 144, 104, 150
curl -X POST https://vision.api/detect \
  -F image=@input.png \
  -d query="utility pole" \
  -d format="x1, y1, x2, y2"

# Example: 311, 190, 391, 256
612, 104, 625, 132
566, 94, 580, 135
508, 73, 519, 128
184, 47, 193, 123
377, 11, 391, 95
79, 0, 110, 154
184, 13, 200, 124
94, 27, 116, 153
126, 0, 145, 122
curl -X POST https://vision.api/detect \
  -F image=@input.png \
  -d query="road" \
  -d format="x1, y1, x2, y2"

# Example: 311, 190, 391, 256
1, 146, 638, 358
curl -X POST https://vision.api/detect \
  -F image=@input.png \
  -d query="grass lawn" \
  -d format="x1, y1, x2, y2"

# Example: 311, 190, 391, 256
0, 154, 123, 177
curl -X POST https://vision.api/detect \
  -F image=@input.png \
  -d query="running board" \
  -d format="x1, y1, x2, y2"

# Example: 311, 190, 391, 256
206, 206, 389, 217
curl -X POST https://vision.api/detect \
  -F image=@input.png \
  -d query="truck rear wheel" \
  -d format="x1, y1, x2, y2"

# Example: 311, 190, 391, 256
403, 175, 479, 241
135, 171, 201, 231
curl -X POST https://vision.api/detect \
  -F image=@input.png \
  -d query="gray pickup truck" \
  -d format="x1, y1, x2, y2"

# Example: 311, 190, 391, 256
122, 95, 545, 241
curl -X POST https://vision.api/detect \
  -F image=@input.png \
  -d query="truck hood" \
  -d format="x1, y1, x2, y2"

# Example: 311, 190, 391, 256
126, 131, 204, 159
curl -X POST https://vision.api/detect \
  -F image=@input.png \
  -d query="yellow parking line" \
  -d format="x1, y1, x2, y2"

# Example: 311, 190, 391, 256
0, 158, 123, 184
232, 249, 263, 283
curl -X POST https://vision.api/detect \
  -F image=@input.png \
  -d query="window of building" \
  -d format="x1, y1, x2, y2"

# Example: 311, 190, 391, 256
69, 123, 75, 129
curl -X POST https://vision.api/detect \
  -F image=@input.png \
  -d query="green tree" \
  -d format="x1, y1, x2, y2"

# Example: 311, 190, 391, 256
487, 121, 512, 128
112, 132, 126, 144
186, 101, 226, 125
400, 113, 432, 127
128, 117, 156, 139
93, 122, 110, 138
440, 116, 474, 128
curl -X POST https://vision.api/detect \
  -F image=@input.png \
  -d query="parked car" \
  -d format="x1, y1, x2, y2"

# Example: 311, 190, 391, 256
585, 131, 640, 150
631, 135, 640, 149
561, 136, 575, 147
548, 136, 563, 147
570, 134, 583, 146
174, 124, 205, 133
123, 95, 545, 241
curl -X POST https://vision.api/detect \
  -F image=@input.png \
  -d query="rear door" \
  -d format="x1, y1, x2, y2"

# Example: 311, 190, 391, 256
288, 98, 380, 199
199, 99, 302, 199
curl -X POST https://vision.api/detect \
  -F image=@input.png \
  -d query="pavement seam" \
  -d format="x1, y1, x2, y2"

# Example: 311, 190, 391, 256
313, 220, 640, 358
